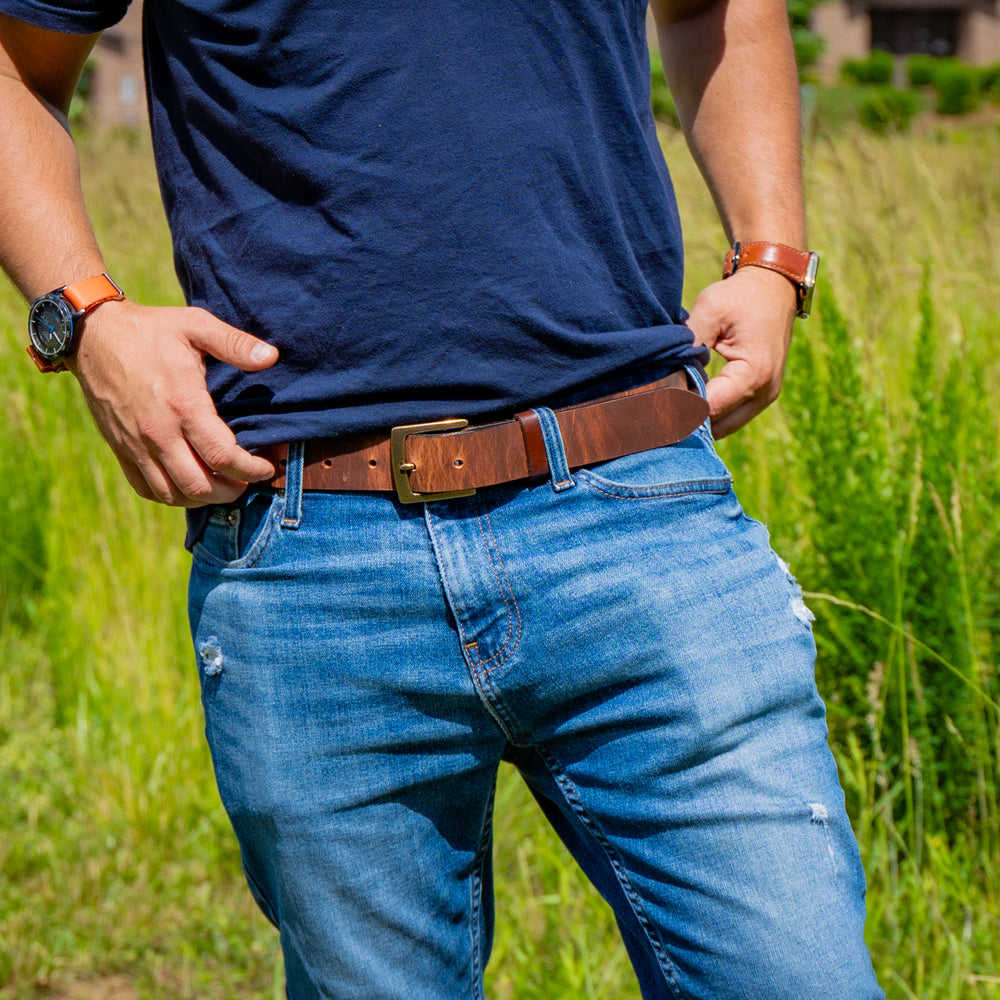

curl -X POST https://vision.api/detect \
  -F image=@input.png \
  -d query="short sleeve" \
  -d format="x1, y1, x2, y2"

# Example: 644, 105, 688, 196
0, 0, 131, 34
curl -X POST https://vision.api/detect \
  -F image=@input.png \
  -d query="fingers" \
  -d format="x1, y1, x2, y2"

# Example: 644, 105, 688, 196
705, 360, 782, 438
71, 302, 279, 506
687, 270, 795, 437
130, 381, 276, 507
186, 314, 279, 371
181, 395, 276, 485
112, 413, 268, 506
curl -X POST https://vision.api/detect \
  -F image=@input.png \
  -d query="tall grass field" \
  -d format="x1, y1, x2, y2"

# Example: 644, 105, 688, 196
1, 122, 999, 998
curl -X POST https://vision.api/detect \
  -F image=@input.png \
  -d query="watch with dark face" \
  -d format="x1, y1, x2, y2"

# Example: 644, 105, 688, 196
27, 273, 124, 372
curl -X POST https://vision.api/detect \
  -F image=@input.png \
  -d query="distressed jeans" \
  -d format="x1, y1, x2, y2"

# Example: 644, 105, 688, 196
188, 371, 884, 1000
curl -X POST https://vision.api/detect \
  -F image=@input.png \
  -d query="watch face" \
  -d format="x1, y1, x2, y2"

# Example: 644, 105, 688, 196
29, 295, 75, 359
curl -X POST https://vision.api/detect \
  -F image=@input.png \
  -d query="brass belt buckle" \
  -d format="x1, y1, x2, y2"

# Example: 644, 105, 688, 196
390, 418, 477, 503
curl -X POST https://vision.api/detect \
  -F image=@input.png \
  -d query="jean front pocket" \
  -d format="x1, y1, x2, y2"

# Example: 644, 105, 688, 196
575, 432, 732, 500
192, 490, 283, 569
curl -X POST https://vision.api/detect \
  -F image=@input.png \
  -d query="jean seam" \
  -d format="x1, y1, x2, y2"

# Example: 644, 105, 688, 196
537, 745, 688, 1000
576, 475, 732, 501
240, 855, 279, 929
469, 786, 496, 1000
472, 661, 522, 742
463, 505, 523, 673
422, 513, 519, 743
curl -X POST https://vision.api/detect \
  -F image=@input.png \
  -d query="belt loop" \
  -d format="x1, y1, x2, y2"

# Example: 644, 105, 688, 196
531, 406, 575, 493
683, 363, 707, 399
281, 440, 305, 529
682, 364, 713, 440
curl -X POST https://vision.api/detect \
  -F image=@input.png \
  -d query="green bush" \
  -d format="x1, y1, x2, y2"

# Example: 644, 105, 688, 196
980, 62, 1000, 104
906, 54, 939, 88
858, 86, 921, 134
787, 0, 827, 78
67, 54, 96, 125
935, 61, 979, 114
841, 49, 895, 85
649, 51, 680, 128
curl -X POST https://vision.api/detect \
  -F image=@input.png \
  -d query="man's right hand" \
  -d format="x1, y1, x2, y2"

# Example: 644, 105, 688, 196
67, 300, 280, 507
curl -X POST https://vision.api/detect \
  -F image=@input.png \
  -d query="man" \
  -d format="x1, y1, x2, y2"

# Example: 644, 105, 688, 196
0, 0, 882, 996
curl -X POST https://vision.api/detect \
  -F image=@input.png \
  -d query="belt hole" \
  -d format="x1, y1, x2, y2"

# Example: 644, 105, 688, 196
322, 458, 333, 468
369, 459, 378, 468
280, 459, 287, 468
454, 459, 463, 468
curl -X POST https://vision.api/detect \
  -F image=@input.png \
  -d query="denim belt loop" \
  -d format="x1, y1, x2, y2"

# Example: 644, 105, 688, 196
683, 363, 708, 399
530, 406, 575, 493
682, 364, 713, 441
281, 440, 305, 529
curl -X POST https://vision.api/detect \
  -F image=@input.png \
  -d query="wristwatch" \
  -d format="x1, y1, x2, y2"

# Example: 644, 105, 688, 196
27, 273, 124, 372
722, 242, 820, 319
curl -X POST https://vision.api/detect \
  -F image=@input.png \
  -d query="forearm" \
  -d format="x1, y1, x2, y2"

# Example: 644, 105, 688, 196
654, 0, 805, 248
1, 16, 279, 506
0, 19, 105, 298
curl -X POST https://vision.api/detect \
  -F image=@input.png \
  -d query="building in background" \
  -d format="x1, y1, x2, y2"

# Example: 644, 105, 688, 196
87, 2, 145, 129
812, 0, 1000, 79
86, 1, 1000, 125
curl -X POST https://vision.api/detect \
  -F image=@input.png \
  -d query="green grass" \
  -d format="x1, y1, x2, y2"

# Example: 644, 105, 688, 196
2, 122, 999, 998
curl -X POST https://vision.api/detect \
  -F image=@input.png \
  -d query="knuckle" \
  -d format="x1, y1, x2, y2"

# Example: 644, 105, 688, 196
151, 485, 180, 506
133, 417, 164, 449
133, 481, 156, 502
200, 441, 236, 472
177, 475, 215, 501
224, 326, 248, 359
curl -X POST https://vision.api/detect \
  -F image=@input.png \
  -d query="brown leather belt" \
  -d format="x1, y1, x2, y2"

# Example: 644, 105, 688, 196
260, 369, 709, 503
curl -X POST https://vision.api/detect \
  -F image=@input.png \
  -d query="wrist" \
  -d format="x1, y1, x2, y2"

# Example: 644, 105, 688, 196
722, 241, 819, 318
26, 272, 124, 372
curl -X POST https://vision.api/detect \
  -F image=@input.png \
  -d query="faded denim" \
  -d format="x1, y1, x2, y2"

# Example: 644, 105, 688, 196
188, 374, 883, 1000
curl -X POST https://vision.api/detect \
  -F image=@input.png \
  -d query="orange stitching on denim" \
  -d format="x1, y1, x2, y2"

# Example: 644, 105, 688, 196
466, 506, 523, 672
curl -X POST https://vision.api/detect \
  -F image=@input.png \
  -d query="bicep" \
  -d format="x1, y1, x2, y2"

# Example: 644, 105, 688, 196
0, 12, 98, 114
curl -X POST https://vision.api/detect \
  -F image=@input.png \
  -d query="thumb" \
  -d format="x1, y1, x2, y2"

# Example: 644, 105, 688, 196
683, 289, 725, 352
189, 314, 279, 371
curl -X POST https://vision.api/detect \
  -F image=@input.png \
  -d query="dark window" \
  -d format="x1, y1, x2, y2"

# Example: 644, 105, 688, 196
870, 8, 961, 55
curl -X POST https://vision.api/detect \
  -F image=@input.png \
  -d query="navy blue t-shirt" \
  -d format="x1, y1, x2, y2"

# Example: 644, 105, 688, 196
4, 0, 707, 446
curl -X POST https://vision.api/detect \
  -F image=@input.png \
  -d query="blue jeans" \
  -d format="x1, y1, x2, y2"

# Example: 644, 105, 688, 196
188, 373, 883, 999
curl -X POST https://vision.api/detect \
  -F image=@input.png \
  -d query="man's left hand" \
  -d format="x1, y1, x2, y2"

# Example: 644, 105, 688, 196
685, 266, 798, 438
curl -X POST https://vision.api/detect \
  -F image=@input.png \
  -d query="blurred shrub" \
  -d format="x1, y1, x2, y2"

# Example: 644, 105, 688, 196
907, 54, 939, 88
980, 63, 1000, 104
787, 0, 827, 79
859, 86, 921, 134
649, 51, 680, 128
67, 55, 97, 125
936, 61, 979, 114
842, 50, 894, 85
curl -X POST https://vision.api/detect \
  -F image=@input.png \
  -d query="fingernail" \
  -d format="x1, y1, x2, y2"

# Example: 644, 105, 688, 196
250, 343, 275, 363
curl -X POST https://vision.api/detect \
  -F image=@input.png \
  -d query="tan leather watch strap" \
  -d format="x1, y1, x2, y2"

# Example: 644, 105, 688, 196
61, 273, 124, 312
722, 241, 820, 318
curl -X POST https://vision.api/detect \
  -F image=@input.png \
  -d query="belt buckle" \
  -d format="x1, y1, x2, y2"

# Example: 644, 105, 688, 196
390, 418, 477, 503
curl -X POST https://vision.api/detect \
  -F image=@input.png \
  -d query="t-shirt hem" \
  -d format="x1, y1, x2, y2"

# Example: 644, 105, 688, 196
0, 0, 128, 34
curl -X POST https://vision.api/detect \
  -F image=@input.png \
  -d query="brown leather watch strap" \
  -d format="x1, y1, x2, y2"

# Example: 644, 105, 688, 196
261, 370, 709, 501
722, 241, 820, 318
722, 242, 810, 283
